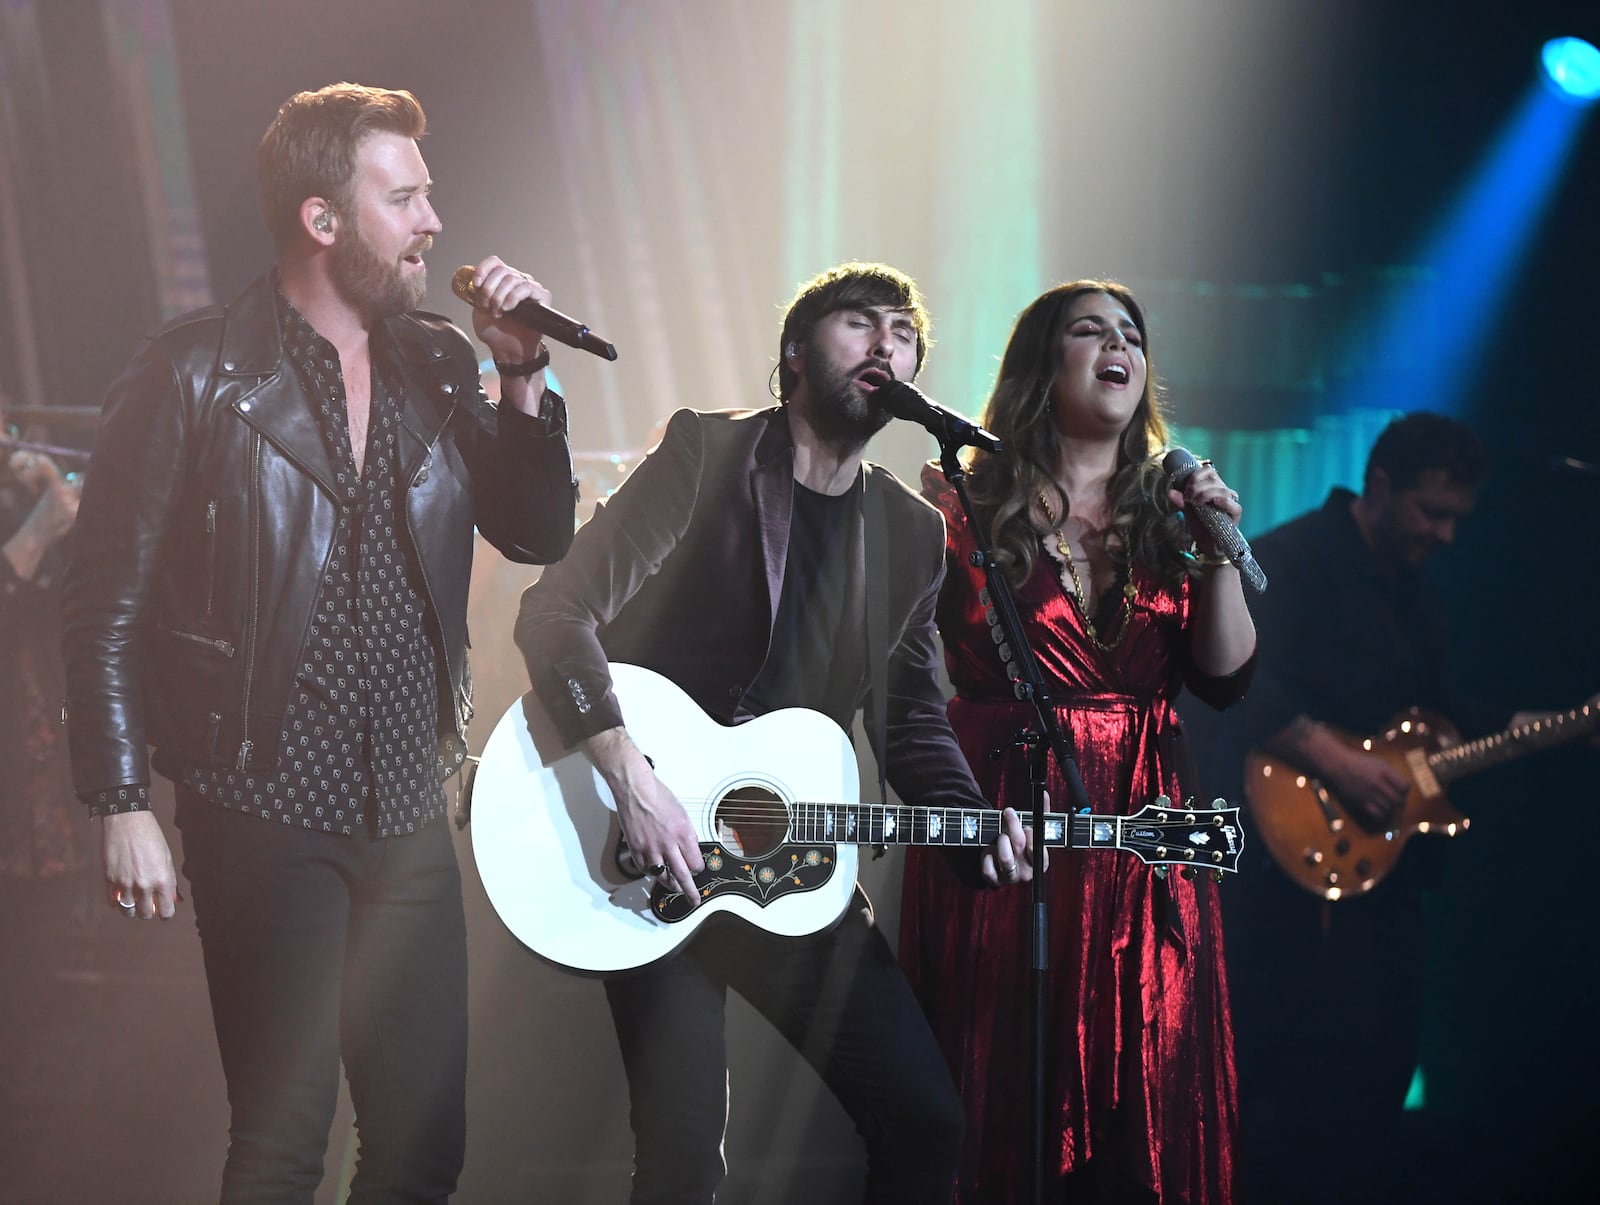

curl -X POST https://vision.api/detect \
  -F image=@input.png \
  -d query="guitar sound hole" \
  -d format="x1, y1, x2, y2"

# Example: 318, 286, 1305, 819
713, 786, 789, 859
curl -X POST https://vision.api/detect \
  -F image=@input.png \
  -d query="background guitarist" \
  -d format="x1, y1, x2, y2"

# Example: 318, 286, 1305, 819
514, 262, 1038, 1205
1181, 411, 1502, 1203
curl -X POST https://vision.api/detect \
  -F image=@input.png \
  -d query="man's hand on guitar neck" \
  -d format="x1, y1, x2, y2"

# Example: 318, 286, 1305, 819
1269, 716, 1410, 834
979, 806, 1045, 887
583, 725, 707, 908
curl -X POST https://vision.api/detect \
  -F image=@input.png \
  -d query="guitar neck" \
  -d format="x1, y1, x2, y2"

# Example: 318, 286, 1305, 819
785, 797, 1240, 873
1428, 701, 1599, 785
790, 800, 1081, 849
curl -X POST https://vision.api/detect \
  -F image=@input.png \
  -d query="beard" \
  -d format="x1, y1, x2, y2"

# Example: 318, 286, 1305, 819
801, 344, 894, 444
330, 219, 428, 319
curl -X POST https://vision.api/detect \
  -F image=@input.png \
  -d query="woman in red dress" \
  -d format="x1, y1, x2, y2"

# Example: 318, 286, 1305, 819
900, 282, 1257, 1204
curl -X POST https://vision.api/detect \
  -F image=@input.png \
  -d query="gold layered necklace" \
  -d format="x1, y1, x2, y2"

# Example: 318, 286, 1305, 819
1038, 490, 1134, 652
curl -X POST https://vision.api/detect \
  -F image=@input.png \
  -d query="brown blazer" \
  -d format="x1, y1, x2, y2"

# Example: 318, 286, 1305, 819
515, 405, 984, 812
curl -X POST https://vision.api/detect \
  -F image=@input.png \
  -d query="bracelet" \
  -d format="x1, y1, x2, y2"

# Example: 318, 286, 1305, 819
493, 343, 551, 378
1189, 550, 1231, 568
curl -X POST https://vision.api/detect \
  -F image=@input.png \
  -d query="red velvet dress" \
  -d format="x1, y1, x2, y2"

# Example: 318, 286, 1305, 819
900, 468, 1247, 1204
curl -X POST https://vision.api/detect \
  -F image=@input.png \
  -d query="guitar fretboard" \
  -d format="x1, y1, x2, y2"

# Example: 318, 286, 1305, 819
787, 802, 1073, 849
748, 797, 1238, 871
1430, 702, 1598, 784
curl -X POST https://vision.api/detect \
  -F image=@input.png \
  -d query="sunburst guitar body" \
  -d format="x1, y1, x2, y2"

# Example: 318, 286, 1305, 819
1245, 700, 1597, 900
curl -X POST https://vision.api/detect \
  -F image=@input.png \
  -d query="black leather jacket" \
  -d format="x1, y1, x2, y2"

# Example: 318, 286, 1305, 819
63, 271, 576, 796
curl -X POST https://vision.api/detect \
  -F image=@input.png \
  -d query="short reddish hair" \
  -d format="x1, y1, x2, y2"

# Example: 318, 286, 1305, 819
257, 82, 426, 249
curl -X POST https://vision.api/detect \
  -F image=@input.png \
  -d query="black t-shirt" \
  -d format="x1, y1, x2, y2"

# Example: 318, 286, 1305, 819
740, 481, 857, 718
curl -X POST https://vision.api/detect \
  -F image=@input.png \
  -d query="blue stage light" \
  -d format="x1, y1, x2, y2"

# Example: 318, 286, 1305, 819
1541, 37, 1600, 102
1328, 56, 1593, 421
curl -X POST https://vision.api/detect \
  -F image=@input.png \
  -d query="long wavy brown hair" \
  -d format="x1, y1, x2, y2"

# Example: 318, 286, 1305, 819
965, 281, 1195, 590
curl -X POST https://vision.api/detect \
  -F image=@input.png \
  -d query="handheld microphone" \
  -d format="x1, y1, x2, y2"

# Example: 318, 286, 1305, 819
877, 380, 1001, 455
1162, 447, 1267, 593
450, 266, 618, 361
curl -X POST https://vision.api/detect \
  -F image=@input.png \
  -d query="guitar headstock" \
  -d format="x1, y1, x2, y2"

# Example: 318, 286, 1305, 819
1106, 796, 1243, 878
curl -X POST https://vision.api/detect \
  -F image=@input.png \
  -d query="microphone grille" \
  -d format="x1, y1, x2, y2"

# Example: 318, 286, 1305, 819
875, 379, 919, 420
1161, 446, 1200, 485
450, 265, 479, 305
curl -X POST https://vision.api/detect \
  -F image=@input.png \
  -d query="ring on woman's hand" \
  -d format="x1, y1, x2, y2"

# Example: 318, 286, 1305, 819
646, 863, 667, 877
117, 897, 136, 910
999, 861, 1017, 879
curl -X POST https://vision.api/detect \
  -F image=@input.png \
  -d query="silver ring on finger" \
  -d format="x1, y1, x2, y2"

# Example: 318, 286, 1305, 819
646, 863, 667, 877
117, 897, 137, 911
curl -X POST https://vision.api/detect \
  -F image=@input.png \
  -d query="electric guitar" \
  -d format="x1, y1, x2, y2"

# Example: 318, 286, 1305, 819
1244, 699, 1598, 900
470, 663, 1242, 973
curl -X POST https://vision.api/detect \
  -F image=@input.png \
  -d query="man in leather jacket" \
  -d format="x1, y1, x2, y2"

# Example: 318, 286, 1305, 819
61, 83, 576, 1203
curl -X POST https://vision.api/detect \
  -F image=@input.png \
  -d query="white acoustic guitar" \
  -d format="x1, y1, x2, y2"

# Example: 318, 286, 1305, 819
470, 663, 1242, 973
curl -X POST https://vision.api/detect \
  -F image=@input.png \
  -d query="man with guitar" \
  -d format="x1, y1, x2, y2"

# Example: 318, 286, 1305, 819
514, 262, 1037, 1203
1182, 411, 1503, 1203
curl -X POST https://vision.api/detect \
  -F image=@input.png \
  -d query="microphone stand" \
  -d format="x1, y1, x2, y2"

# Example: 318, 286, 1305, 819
935, 438, 1093, 1205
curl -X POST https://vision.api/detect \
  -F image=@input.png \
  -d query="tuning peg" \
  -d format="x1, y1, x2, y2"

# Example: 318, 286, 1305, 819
1181, 867, 1197, 880
1211, 870, 1225, 883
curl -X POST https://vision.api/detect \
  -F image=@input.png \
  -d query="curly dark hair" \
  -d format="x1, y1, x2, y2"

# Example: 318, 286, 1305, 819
773, 262, 932, 401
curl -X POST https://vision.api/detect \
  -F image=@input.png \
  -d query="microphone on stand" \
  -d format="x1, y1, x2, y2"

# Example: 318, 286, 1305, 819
876, 380, 1002, 454
450, 266, 618, 361
1162, 447, 1267, 593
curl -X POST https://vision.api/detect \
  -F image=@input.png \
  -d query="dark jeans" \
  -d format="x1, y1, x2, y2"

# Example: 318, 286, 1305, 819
604, 890, 964, 1205
175, 792, 468, 1205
